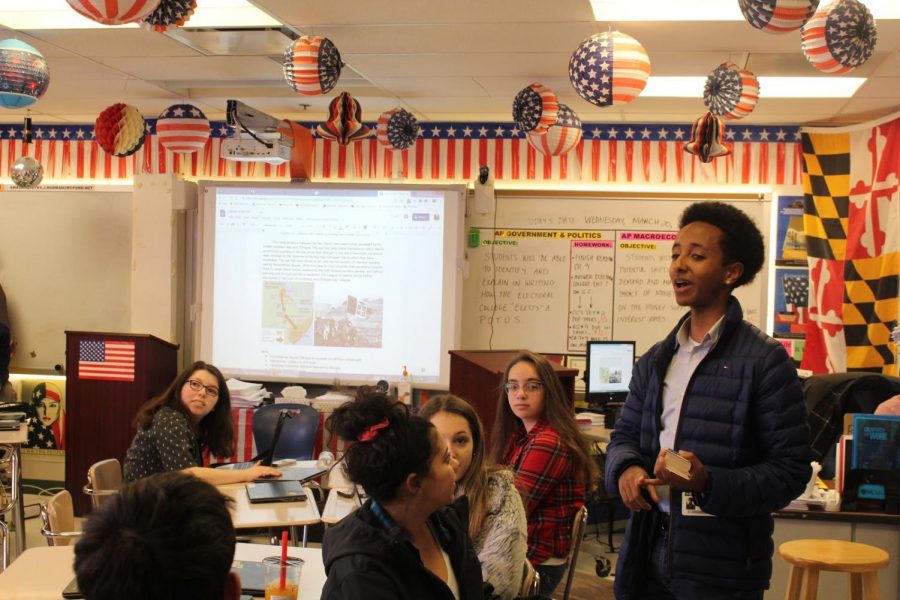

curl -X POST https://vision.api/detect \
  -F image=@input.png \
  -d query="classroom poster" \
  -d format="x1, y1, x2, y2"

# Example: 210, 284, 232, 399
773, 268, 809, 339
775, 196, 806, 265
19, 379, 66, 454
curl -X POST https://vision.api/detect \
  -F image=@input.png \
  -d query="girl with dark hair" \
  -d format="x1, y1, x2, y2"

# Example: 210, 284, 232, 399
123, 361, 280, 484
420, 394, 527, 600
488, 351, 597, 599
321, 388, 484, 600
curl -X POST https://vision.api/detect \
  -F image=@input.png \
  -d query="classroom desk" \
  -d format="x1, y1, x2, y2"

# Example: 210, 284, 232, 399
581, 425, 613, 443
0, 423, 27, 566
220, 482, 321, 545
0, 543, 326, 599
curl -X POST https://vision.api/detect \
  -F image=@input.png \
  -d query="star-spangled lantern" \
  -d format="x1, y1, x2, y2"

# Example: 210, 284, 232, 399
141, 0, 196, 32
801, 0, 877, 74
525, 103, 582, 157
95, 103, 146, 157
738, 0, 819, 33
156, 103, 210, 154
376, 108, 419, 151
684, 112, 730, 163
568, 31, 650, 108
512, 83, 559, 135
703, 62, 759, 120
316, 92, 372, 145
0, 39, 50, 109
283, 36, 343, 96
65, 0, 162, 26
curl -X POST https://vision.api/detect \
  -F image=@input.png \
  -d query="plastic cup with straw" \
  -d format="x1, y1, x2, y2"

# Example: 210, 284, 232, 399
263, 530, 303, 599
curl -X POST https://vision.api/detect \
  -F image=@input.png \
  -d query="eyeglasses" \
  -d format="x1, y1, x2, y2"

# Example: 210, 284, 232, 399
504, 381, 543, 394
186, 379, 219, 398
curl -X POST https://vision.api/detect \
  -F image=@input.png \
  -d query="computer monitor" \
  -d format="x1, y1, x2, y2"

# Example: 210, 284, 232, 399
585, 340, 636, 409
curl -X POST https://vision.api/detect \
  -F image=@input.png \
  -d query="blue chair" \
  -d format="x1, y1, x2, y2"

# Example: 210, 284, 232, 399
252, 403, 319, 462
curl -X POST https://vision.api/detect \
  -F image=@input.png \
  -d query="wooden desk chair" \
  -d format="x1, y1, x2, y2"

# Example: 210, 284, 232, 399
779, 539, 890, 600
83, 458, 122, 510
560, 505, 589, 600
40, 490, 82, 546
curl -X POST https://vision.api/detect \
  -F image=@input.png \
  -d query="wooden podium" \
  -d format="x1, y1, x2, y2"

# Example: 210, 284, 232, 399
64, 331, 178, 515
448, 350, 578, 452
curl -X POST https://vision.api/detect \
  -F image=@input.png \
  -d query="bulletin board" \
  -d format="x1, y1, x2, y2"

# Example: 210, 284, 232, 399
461, 191, 771, 356
0, 187, 132, 372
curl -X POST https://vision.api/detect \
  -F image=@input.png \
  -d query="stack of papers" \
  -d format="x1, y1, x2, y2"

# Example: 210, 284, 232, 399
226, 379, 270, 408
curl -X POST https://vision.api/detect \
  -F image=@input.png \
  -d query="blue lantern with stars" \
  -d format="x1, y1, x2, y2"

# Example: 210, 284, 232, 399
0, 39, 50, 109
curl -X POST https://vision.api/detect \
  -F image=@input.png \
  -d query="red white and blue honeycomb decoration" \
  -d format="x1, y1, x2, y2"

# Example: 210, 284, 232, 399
568, 31, 650, 107
283, 36, 343, 96
801, 0, 877, 74
512, 83, 559, 135
156, 103, 210, 154
738, 0, 819, 34
0, 39, 50, 109
376, 108, 419, 151
684, 112, 730, 163
525, 103, 582, 157
316, 92, 372, 146
141, 0, 196, 32
703, 62, 759, 120
65, 0, 161, 26
95, 103, 146, 157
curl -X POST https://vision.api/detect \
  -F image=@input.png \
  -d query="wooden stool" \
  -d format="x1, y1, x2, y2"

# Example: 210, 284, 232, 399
778, 539, 890, 600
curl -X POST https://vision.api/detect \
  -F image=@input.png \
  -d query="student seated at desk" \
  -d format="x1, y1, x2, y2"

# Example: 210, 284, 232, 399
74, 471, 240, 600
123, 361, 280, 485
420, 394, 527, 600
321, 388, 485, 600
488, 351, 597, 599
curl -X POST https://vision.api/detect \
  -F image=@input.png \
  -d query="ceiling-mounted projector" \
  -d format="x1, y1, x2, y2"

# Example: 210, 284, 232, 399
221, 99, 293, 164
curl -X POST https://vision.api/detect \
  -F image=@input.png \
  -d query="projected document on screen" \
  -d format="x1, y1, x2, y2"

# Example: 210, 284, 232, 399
197, 183, 464, 387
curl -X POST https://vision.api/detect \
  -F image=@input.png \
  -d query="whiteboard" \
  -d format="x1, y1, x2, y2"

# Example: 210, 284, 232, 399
461, 193, 770, 356
0, 188, 132, 372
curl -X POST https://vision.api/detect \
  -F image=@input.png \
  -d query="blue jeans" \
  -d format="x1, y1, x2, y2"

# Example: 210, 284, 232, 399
535, 563, 567, 599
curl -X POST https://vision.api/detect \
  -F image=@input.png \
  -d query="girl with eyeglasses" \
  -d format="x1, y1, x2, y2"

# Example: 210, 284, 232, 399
123, 360, 281, 484
488, 351, 596, 599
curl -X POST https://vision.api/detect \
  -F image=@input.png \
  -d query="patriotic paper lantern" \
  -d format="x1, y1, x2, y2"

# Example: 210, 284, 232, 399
801, 0, 877, 74
684, 112, 730, 163
512, 83, 559, 135
568, 31, 650, 108
283, 36, 342, 96
525, 103, 582, 157
703, 62, 759, 120
156, 103, 210, 154
95, 103, 146, 157
0, 39, 50, 109
316, 92, 372, 145
738, 0, 819, 33
142, 0, 196, 32
65, 0, 162, 26
376, 108, 419, 151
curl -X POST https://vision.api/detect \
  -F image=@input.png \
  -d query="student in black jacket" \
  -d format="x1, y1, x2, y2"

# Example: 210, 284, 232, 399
321, 388, 485, 600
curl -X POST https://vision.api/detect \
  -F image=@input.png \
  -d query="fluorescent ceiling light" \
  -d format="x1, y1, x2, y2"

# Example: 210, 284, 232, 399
643, 77, 865, 98
0, 0, 281, 30
590, 0, 900, 21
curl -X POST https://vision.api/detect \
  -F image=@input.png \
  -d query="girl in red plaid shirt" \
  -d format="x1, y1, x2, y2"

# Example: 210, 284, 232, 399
489, 351, 597, 599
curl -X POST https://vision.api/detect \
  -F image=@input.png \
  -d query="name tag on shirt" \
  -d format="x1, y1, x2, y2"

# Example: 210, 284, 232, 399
682, 492, 713, 517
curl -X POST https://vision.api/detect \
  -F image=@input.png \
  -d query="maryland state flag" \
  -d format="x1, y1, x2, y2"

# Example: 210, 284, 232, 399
800, 112, 900, 374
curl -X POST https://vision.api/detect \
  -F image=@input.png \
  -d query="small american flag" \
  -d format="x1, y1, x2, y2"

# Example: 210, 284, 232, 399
78, 340, 136, 382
